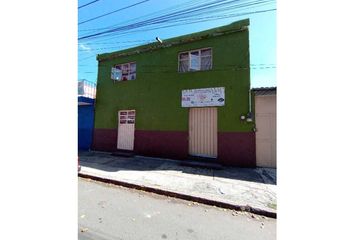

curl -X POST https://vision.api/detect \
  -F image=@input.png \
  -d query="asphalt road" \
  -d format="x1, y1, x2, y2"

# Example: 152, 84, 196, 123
78, 177, 276, 240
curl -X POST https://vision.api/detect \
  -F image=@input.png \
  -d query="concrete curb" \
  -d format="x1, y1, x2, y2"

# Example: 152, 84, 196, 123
78, 173, 276, 219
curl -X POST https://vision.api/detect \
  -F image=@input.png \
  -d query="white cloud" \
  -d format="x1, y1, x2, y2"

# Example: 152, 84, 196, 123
79, 43, 91, 51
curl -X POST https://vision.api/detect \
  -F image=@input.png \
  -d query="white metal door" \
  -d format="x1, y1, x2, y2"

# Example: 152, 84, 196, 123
117, 110, 135, 150
255, 96, 276, 168
189, 107, 217, 158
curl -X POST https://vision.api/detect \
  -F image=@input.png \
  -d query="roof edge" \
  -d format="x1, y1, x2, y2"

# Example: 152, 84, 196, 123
97, 19, 249, 62
251, 87, 277, 96
251, 87, 277, 91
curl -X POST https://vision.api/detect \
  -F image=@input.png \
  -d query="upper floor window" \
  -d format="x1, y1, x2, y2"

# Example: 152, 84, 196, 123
111, 62, 136, 81
178, 48, 212, 72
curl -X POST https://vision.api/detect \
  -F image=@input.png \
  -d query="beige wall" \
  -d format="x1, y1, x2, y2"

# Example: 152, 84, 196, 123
255, 95, 276, 168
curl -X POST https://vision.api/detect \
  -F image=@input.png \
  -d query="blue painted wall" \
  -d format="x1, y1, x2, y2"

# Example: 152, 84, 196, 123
78, 105, 95, 150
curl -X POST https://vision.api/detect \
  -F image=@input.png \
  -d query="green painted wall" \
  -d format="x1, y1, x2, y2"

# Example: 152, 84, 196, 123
95, 21, 254, 132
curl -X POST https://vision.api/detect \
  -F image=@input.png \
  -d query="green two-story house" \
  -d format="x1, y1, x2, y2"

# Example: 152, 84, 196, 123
92, 19, 256, 167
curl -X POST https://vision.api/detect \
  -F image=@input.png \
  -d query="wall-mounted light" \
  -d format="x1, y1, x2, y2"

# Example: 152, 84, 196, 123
156, 37, 163, 43
240, 113, 253, 122
246, 112, 253, 122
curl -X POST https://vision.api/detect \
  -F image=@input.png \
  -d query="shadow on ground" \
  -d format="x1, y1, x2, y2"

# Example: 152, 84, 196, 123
79, 151, 276, 185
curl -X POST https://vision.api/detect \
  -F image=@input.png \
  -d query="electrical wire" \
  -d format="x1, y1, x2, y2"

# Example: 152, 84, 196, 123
78, 0, 275, 40
80, 8, 275, 42
77, 0, 275, 67
79, 0, 241, 38
78, 64, 276, 80
79, 66, 276, 80
79, 0, 150, 25
78, 43, 145, 51
79, 0, 100, 9
78, 0, 275, 49
79, 39, 154, 45
78, 0, 208, 32
77, 8, 274, 58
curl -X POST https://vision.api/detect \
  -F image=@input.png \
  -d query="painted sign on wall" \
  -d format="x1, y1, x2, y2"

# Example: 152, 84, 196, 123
181, 87, 225, 107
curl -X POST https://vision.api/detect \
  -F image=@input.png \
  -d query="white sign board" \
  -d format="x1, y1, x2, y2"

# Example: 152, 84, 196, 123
181, 87, 225, 107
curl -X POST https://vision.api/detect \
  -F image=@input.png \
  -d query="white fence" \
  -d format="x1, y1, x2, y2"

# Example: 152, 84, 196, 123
78, 80, 96, 99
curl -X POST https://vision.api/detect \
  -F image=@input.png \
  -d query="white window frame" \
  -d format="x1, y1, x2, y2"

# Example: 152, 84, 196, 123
178, 47, 212, 73
111, 61, 136, 81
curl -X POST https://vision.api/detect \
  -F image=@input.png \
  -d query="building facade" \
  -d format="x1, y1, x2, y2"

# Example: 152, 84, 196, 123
92, 19, 256, 167
253, 87, 276, 168
78, 80, 96, 150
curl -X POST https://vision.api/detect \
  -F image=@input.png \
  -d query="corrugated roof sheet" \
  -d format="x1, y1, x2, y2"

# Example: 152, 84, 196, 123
252, 87, 276, 96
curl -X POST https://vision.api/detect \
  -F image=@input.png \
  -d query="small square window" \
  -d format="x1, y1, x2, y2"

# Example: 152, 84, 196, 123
178, 48, 212, 72
111, 62, 136, 81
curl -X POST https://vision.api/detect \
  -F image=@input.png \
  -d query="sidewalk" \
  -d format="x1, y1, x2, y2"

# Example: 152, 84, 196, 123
78, 151, 277, 218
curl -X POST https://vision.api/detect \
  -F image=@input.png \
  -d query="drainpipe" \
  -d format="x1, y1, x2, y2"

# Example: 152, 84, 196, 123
246, 88, 253, 122
249, 88, 252, 113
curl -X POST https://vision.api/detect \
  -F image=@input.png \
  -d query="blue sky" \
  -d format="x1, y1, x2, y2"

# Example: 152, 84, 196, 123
78, 0, 276, 87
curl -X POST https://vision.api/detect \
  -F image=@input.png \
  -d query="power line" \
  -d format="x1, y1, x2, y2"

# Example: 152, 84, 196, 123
78, 61, 276, 68
80, 8, 276, 41
78, 0, 100, 9
79, 66, 275, 76
78, 0, 274, 46
77, 8, 275, 54
79, 39, 154, 45
80, 8, 275, 41
79, 64, 275, 78
79, 67, 275, 78
78, 0, 150, 25
79, 0, 242, 38
78, 43, 148, 51
78, 0, 275, 40
78, 0, 207, 32
77, 1, 275, 62
96, 62, 276, 69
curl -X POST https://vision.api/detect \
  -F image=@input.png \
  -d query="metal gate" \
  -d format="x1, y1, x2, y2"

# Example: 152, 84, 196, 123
117, 110, 135, 150
189, 107, 217, 158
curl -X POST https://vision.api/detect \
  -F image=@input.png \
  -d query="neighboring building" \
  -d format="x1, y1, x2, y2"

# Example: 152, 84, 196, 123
92, 19, 257, 167
253, 87, 276, 168
78, 80, 96, 150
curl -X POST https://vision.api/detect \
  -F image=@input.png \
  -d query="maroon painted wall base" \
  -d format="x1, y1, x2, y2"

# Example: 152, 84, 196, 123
134, 130, 189, 160
92, 129, 255, 167
92, 129, 117, 152
218, 132, 256, 167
